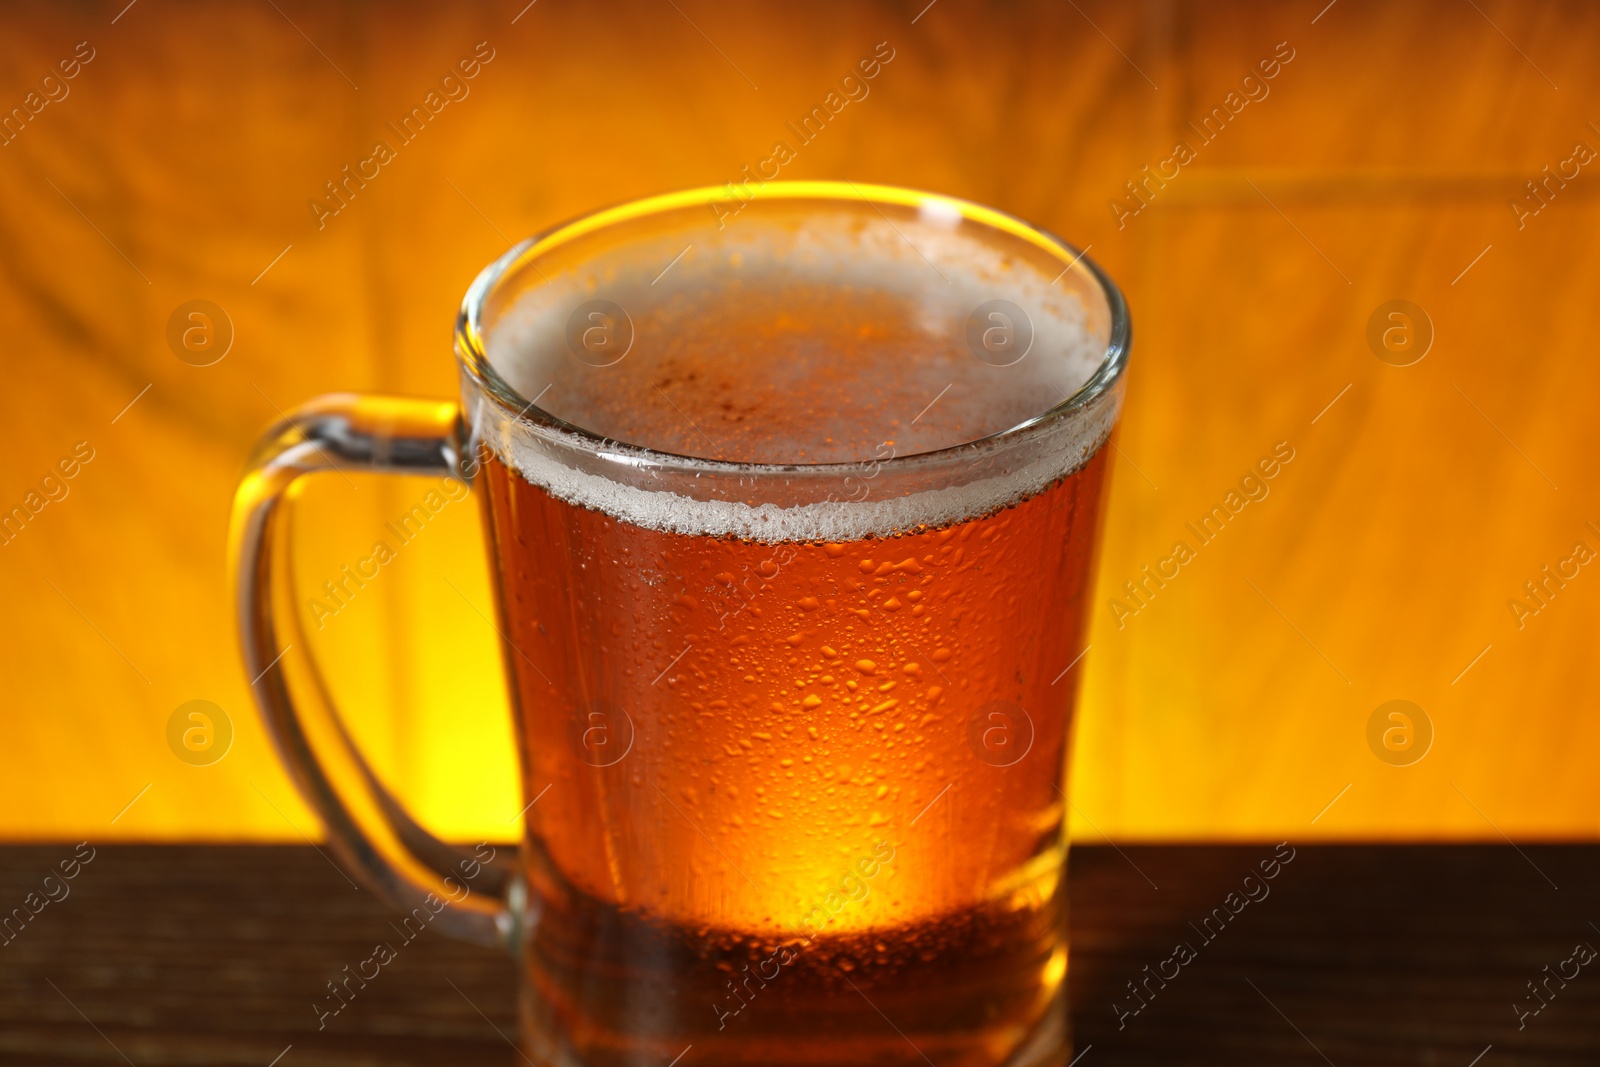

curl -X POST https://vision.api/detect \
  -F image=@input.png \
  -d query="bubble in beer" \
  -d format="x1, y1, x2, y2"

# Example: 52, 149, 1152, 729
166, 299, 234, 367
1365, 699, 1433, 766
966, 700, 1035, 767
166, 699, 234, 766
565, 299, 634, 367
965, 300, 1034, 367
1365, 299, 1432, 367
569, 699, 635, 767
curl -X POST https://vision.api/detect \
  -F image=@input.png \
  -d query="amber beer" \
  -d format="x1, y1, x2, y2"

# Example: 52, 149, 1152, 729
472, 214, 1119, 1066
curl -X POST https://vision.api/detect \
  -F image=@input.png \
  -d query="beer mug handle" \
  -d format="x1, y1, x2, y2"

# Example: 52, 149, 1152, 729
229, 393, 520, 947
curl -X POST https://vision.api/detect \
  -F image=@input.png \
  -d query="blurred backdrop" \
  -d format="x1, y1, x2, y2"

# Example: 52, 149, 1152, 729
2, 0, 1597, 843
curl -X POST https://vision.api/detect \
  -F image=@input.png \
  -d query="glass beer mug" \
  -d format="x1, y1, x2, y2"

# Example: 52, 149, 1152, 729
230, 182, 1129, 1067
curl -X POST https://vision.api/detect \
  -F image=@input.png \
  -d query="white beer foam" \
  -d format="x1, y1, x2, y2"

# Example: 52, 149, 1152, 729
479, 216, 1118, 542
483, 405, 1116, 543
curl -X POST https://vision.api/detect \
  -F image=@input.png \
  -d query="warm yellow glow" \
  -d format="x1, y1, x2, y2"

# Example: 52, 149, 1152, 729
1, 1, 1595, 846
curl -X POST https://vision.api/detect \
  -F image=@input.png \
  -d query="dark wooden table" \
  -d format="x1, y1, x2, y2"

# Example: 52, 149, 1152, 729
1, 845, 1595, 1065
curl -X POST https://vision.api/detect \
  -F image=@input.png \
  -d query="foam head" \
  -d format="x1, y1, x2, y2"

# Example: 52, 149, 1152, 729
472, 192, 1122, 541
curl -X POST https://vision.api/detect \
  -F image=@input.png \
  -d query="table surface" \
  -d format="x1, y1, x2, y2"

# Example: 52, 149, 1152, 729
1, 844, 1595, 1065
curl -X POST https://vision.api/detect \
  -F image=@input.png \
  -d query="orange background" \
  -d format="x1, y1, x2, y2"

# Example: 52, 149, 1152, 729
2, 0, 1596, 843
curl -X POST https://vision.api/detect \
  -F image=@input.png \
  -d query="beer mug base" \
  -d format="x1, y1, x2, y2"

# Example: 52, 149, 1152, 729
519, 991, 1071, 1067
513, 862, 1072, 1067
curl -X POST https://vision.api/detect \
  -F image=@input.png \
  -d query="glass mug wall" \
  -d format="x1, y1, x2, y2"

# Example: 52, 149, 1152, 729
230, 182, 1129, 1067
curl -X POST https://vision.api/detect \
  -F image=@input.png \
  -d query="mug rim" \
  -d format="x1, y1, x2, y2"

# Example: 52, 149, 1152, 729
454, 180, 1130, 477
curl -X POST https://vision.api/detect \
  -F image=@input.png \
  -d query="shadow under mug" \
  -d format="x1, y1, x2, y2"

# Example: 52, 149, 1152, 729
230, 181, 1129, 1067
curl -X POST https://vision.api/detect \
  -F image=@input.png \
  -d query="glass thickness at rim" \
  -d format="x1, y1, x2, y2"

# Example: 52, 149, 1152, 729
453, 180, 1130, 475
